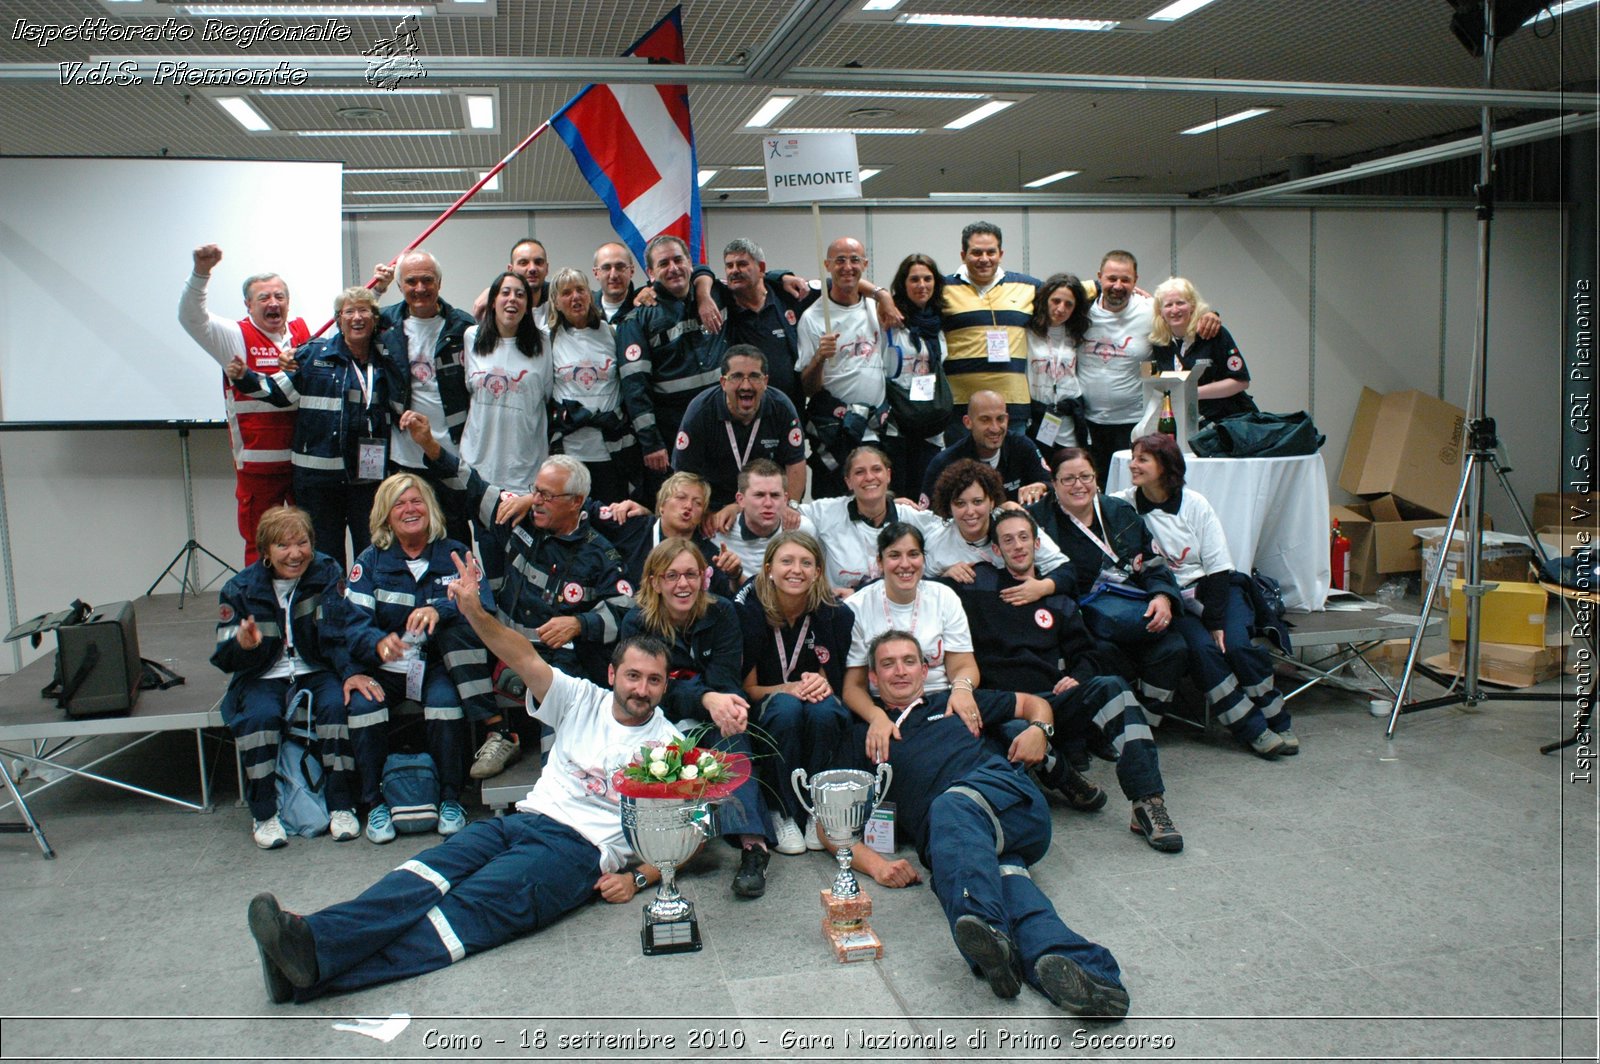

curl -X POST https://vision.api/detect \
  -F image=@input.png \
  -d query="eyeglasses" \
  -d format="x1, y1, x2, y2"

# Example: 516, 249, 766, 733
530, 487, 577, 501
658, 569, 701, 584
1054, 473, 1096, 486
724, 372, 766, 384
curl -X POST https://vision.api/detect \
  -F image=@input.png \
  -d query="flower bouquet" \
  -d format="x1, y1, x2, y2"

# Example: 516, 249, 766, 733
613, 737, 750, 800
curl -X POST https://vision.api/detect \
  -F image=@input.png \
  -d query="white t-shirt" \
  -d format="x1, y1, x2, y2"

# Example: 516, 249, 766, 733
1080, 294, 1155, 424
459, 326, 553, 488
797, 296, 888, 426
846, 579, 972, 694
519, 668, 681, 874
798, 497, 942, 591
550, 321, 621, 463
259, 576, 320, 681
391, 314, 453, 467
922, 520, 1069, 579
713, 512, 817, 584
1027, 324, 1083, 408
1112, 487, 1233, 588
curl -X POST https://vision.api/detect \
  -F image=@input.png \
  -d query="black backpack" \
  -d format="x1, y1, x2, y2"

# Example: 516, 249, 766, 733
1190, 411, 1325, 458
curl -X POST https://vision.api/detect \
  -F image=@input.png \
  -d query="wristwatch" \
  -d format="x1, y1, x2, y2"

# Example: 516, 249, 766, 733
632, 870, 649, 890
1028, 720, 1055, 739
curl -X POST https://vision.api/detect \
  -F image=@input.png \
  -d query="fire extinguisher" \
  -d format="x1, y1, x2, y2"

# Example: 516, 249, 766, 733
1330, 519, 1351, 591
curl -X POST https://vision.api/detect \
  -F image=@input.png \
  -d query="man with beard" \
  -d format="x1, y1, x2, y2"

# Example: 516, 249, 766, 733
473, 237, 551, 320
246, 560, 681, 1004
672, 346, 806, 511
919, 390, 1050, 508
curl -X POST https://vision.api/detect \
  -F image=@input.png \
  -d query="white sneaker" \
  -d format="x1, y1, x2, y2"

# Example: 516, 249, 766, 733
805, 817, 827, 851
328, 809, 360, 841
773, 815, 806, 855
252, 815, 288, 850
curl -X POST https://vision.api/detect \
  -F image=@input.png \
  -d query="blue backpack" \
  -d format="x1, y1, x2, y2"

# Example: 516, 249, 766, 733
275, 690, 329, 838
380, 752, 440, 834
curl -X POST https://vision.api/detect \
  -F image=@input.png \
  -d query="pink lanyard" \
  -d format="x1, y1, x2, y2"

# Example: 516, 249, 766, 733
774, 617, 812, 682
1068, 497, 1119, 564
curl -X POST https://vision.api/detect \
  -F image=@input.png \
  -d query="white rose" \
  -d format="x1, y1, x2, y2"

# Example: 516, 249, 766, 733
648, 760, 669, 778
679, 764, 699, 780
698, 752, 717, 767
649, 748, 667, 764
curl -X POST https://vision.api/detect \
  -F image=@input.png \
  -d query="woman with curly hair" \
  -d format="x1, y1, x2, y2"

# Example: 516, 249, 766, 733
923, 458, 1069, 604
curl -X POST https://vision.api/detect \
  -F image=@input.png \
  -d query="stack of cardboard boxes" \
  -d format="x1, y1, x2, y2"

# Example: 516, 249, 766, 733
1336, 388, 1558, 687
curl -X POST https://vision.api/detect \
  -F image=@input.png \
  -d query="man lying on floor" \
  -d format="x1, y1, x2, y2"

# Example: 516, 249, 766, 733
247, 551, 677, 1002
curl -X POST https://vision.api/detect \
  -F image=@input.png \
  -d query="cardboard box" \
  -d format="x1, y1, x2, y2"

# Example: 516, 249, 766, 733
1447, 579, 1548, 647
1420, 531, 1532, 586
1537, 525, 1596, 559
1425, 640, 1563, 688
1339, 388, 1466, 517
1332, 496, 1462, 592
1532, 492, 1600, 532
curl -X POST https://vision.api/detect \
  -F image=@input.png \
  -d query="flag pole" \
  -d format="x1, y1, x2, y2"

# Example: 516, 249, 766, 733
812, 201, 830, 331
309, 119, 554, 338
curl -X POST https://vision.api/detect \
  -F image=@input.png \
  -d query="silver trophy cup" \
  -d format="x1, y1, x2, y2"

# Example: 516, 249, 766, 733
791, 765, 893, 899
620, 794, 720, 955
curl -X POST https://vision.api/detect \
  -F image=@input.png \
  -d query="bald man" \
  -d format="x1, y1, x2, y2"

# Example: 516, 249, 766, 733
918, 390, 1050, 508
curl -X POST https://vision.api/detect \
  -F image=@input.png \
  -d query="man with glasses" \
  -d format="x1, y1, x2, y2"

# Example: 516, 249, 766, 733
672, 346, 806, 512
404, 412, 634, 777
592, 242, 639, 324
798, 236, 892, 498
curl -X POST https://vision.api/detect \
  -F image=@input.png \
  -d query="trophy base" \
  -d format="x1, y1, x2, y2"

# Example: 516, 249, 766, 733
641, 918, 702, 956
820, 888, 882, 962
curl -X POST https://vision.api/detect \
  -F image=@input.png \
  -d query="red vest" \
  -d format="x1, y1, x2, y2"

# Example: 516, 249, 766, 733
227, 316, 310, 473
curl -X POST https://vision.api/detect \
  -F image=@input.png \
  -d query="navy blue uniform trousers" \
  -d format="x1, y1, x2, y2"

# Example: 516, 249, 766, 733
299, 813, 600, 1000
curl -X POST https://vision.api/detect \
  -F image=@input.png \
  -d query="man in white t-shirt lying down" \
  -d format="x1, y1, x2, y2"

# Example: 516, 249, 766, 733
247, 550, 681, 1003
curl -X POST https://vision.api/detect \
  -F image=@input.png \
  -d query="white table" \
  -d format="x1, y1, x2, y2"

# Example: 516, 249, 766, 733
1108, 450, 1330, 611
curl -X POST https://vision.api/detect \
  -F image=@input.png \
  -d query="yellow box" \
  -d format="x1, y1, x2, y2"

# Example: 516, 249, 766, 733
1447, 579, 1547, 647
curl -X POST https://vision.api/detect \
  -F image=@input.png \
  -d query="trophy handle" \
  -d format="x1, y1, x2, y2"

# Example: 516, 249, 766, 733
872, 762, 893, 810
790, 768, 816, 819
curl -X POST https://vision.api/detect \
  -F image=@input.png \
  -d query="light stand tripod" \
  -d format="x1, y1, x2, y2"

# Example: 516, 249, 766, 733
146, 426, 235, 607
1385, 0, 1571, 737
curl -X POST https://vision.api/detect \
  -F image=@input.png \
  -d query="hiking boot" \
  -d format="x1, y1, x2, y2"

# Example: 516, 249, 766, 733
732, 846, 769, 898
1129, 796, 1184, 853
1276, 728, 1300, 755
953, 915, 1022, 999
247, 892, 319, 990
252, 815, 287, 850
1035, 953, 1131, 1020
469, 731, 521, 780
1248, 730, 1287, 759
365, 804, 396, 844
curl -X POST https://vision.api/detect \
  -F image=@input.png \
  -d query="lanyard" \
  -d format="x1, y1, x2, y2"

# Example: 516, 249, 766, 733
1068, 496, 1120, 564
725, 416, 761, 471
774, 617, 812, 683
351, 360, 375, 410
891, 697, 925, 730
883, 586, 920, 635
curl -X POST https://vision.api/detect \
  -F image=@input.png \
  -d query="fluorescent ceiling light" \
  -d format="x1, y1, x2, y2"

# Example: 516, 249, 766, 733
696, 168, 718, 187
859, 168, 881, 181
776, 126, 923, 135
1023, 169, 1079, 188
1528, 0, 1600, 21
465, 94, 494, 129
862, 0, 903, 10
344, 167, 467, 174
1147, 0, 1218, 20
477, 170, 499, 191
898, 13, 1117, 31
744, 96, 797, 127
258, 87, 447, 96
217, 96, 270, 131
174, 5, 428, 16
297, 128, 455, 136
819, 89, 985, 100
1180, 107, 1275, 134
944, 99, 1014, 130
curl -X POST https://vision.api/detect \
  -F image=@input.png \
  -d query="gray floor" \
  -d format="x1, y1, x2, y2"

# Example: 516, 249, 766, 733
0, 625, 1595, 1063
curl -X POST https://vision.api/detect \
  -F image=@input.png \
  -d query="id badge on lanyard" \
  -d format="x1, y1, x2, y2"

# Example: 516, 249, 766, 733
351, 361, 386, 481
1036, 413, 1063, 446
985, 329, 1010, 364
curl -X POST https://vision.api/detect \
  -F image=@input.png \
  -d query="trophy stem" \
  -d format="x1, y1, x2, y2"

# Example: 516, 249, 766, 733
832, 843, 860, 899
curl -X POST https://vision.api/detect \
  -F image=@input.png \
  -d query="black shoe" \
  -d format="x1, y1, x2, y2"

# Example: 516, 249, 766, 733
248, 892, 319, 990
1038, 760, 1107, 813
1035, 953, 1131, 1020
253, 937, 294, 1004
731, 846, 769, 898
953, 915, 1022, 999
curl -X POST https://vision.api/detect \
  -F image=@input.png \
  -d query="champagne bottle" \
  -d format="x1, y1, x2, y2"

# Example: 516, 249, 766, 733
1157, 392, 1177, 439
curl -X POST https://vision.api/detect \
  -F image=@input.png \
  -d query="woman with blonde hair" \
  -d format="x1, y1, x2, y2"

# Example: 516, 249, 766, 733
621, 538, 776, 898
738, 530, 855, 853
341, 473, 492, 843
1148, 277, 1257, 425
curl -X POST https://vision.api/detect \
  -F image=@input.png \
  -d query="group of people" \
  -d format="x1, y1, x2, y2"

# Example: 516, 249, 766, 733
185, 223, 1276, 1022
